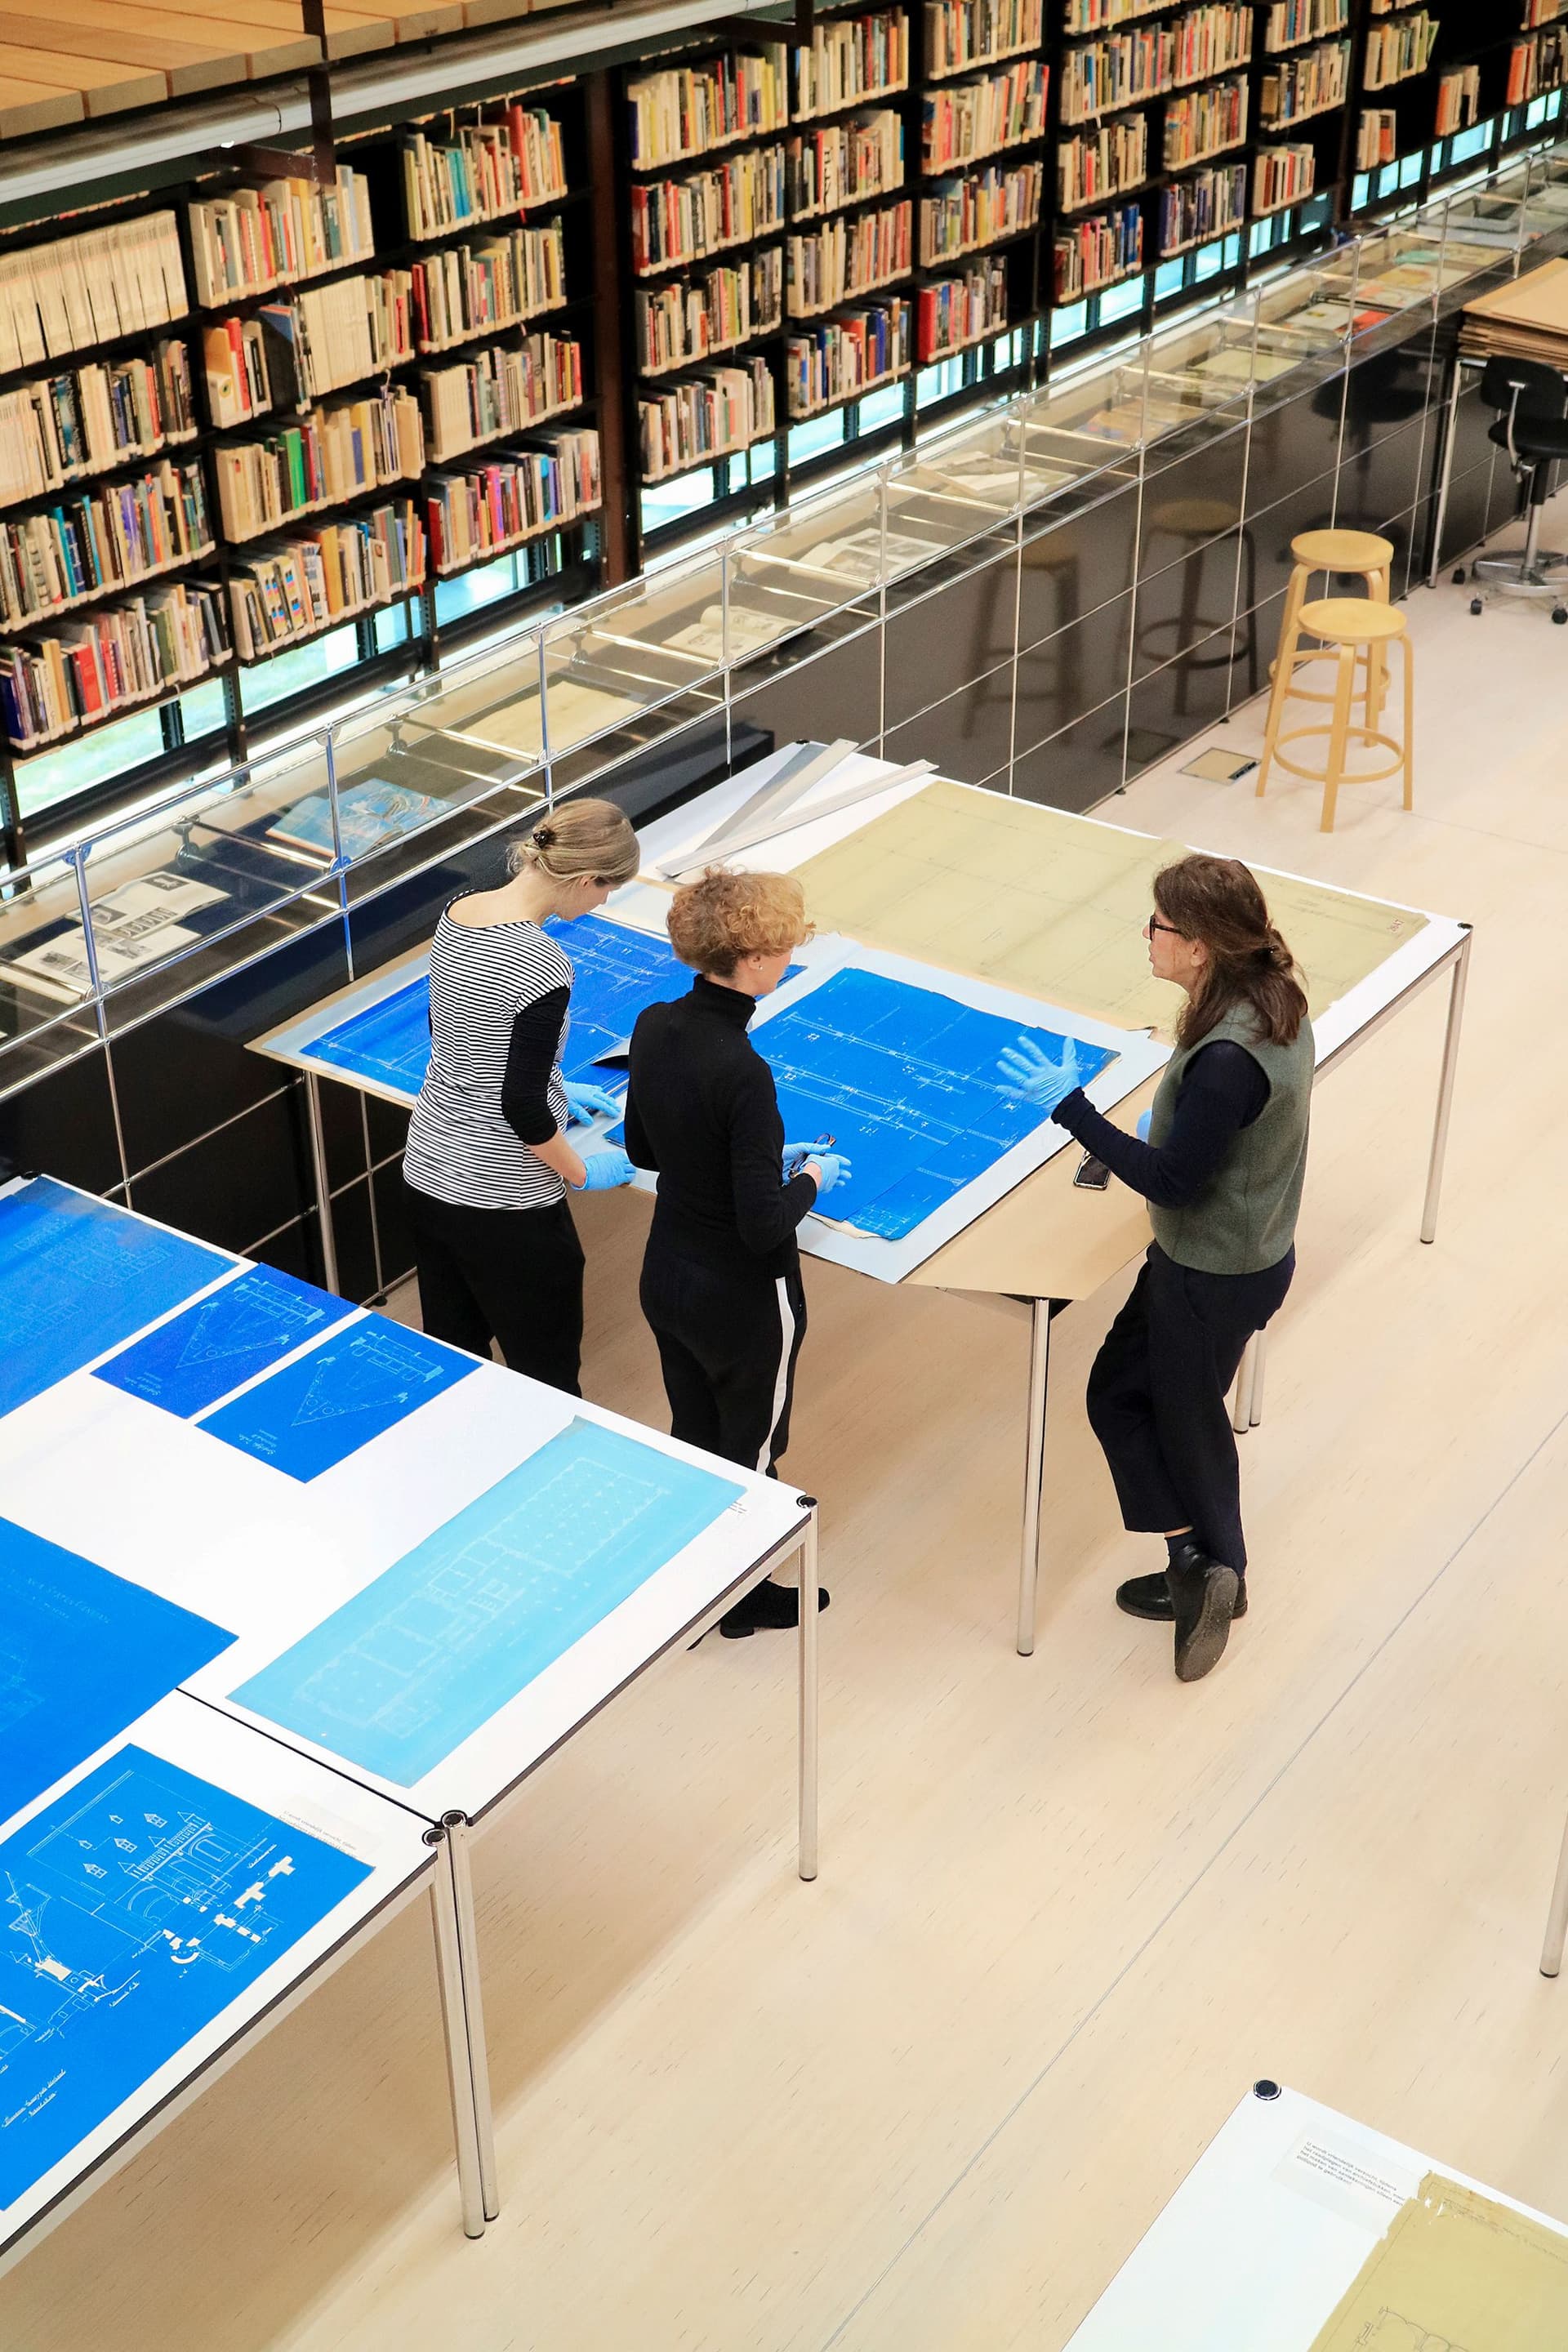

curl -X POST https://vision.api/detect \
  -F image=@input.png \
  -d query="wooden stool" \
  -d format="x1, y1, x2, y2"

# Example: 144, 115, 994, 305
1135, 498, 1259, 708
1264, 527, 1394, 724
1256, 598, 1413, 832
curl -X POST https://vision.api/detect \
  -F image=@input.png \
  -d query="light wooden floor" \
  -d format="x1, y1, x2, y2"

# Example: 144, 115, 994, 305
9, 530, 1568, 2350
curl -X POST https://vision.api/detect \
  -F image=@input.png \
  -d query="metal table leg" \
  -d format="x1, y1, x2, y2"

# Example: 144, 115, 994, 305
1017, 1300, 1052, 1658
1541, 1807, 1568, 1977
303, 1071, 340, 1295
1421, 930, 1472, 1246
1427, 352, 1467, 590
1232, 1334, 1257, 1436
1248, 1327, 1268, 1428
426, 1824, 487, 2239
443, 1812, 499, 2222
797, 1500, 820, 1882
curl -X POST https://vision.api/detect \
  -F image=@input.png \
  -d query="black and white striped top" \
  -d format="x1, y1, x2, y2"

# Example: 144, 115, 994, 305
403, 902, 572, 1209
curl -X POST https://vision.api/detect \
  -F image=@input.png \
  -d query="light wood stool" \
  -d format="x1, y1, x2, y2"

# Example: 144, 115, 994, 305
1264, 527, 1395, 726
1256, 597, 1413, 832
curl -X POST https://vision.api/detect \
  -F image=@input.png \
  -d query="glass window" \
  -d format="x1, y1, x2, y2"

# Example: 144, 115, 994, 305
1099, 275, 1146, 324
858, 381, 907, 434
15, 705, 169, 820
1352, 171, 1370, 209
789, 412, 847, 467
375, 600, 416, 653
433, 551, 526, 627
1049, 301, 1087, 348
1153, 259, 1184, 301
242, 626, 363, 716
1400, 151, 1423, 187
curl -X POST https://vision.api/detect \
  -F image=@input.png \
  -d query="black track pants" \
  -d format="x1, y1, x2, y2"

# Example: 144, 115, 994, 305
1085, 1241, 1294, 1574
405, 1180, 585, 1396
640, 1240, 807, 1475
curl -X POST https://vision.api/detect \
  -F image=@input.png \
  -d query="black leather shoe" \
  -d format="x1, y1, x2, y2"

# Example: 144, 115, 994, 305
1116, 1570, 1247, 1623
719, 1577, 831, 1637
1165, 1541, 1239, 1682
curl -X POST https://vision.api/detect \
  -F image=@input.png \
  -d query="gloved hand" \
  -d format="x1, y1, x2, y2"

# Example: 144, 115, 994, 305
782, 1142, 816, 1179
996, 1032, 1075, 1107
1136, 1108, 1152, 1141
807, 1151, 853, 1201
564, 1079, 621, 1125
575, 1146, 635, 1192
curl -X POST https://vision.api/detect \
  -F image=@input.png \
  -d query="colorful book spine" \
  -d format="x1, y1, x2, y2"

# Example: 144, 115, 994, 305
786, 297, 910, 415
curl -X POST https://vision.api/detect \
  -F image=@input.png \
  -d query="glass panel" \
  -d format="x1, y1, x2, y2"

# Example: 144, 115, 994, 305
14, 705, 169, 821
0, 844, 100, 1069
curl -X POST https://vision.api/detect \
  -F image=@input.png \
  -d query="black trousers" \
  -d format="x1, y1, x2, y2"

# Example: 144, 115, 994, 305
640, 1238, 807, 1475
1085, 1241, 1294, 1575
405, 1180, 585, 1396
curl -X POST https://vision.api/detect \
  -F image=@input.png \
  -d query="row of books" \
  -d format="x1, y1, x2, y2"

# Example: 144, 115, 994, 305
638, 359, 776, 479
1253, 140, 1316, 212
923, 60, 1048, 170
0, 581, 229, 752
789, 114, 903, 217
0, 343, 196, 507
916, 259, 1008, 359
229, 501, 426, 659
1524, 0, 1568, 25
1165, 77, 1250, 169
1058, 113, 1148, 211
1507, 28, 1568, 105
0, 213, 186, 376
1064, 0, 1167, 27
1171, 6, 1253, 89
0, 461, 212, 632
1159, 159, 1246, 252
188, 170, 376, 307
1263, 0, 1348, 54
1365, 13, 1438, 91
420, 333, 585, 462
1062, 110, 1153, 208
632, 150, 786, 274
1054, 200, 1142, 297
1259, 39, 1350, 125
212, 387, 426, 541
785, 298, 910, 415
636, 252, 784, 372
787, 201, 913, 314
626, 51, 791, 170
1061, 30, 1175, 125
203, 274, 414, 426
399, 112, 567, 242
920, 162, 1043, 265
795, 11, 909, 120
425, 430, 600, 574
411, 222, 567, 351
924, 0, 1043, 81
1433, 65, 1481, 137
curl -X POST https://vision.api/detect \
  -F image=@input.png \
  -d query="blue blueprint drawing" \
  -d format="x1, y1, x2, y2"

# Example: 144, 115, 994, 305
92, 1264, 355, 1419
232, 1416, 743, 1784
198, 1316, 476, 1482
0, 1745, 370, 2209
309, 973, 431, 1097
0, 1178, 229, 1421
267, 777, 447, 862
0, 1520, 234, 1824
755, 968, 1116, 1241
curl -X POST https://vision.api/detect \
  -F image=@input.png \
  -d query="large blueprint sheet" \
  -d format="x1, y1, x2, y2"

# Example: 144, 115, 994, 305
791, 782, 1430, 1031
92, 1263, 354, 1420
0, 1745, 370, 2209
230, 1417, 743, 1785
198, 1316, 476, 1481
0, 1519, 234, 1820
0, 1178, 228, 1419
755, 967, 1111, 1241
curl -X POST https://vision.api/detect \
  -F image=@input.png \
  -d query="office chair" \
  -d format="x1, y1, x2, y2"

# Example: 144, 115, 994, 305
1462, 355, 1568, 621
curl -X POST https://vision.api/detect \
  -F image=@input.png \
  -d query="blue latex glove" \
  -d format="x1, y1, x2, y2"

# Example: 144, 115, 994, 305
1136, 1109, 1152, 1140
996, 1032, 1077, 1107
808, 1151, 853, 1201
576, 1146, 635, 1192
564, 1078, 621, 1125
782, 1141, 816, 1179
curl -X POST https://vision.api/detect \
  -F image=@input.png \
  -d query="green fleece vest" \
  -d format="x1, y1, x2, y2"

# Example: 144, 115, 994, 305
1147, 1002, 1313, 1275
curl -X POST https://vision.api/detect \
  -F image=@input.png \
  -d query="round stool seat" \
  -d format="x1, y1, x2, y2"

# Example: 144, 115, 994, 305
1298, 596, 1407, 647
1290, 528, 1394, 573
1150, 497, 1239, 538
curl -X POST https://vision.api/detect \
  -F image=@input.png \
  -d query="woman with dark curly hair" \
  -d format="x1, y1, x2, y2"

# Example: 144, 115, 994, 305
1000, 853, 1312, 1682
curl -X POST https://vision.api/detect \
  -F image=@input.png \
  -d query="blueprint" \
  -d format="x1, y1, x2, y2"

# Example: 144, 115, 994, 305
753, 966, 1113, 1241
0, 1519, 234, 1824
198, 1316, 477, 1482
0, 1745, 370, 2210
1309, 2172, 1568, 2350
309, 973, 433, 1097
267, 778, 448, 862
0, 1178, 229, 1420
92, 1263, 355, 1419
231, 1416, 743, 1784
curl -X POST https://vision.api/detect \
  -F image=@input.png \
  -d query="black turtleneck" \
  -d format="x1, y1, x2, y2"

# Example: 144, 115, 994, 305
623, 973, 817, 1275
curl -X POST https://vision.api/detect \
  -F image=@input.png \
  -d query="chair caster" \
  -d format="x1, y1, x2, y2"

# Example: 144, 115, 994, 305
1453, 567, 1468, 584
1554, 608, 1568, 626
1470, 598, 1484, 615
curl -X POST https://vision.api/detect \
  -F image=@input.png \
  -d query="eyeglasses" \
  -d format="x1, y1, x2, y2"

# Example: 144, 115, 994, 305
1147, 914, 1184, 939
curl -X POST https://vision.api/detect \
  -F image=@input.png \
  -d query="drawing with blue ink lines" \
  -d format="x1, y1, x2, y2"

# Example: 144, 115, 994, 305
93, 1263, 355, 1419
0, 1519, 234, 1824
267, 778, 447, 861
754, 968, 1115, 1241
0, 1178, 229, 1421
0, 1746, 371, 2209
198, 1316, 477, 1481
232, 1416, 743, 1784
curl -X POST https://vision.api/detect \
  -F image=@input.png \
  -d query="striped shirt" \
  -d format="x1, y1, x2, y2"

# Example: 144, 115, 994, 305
403, 902, 572, 1209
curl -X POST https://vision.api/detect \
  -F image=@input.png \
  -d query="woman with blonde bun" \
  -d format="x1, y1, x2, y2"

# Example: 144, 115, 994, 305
403, 798, 640, 1394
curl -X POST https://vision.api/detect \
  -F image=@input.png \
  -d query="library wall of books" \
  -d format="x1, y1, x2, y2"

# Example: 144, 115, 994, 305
0, 0, 1552, 853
